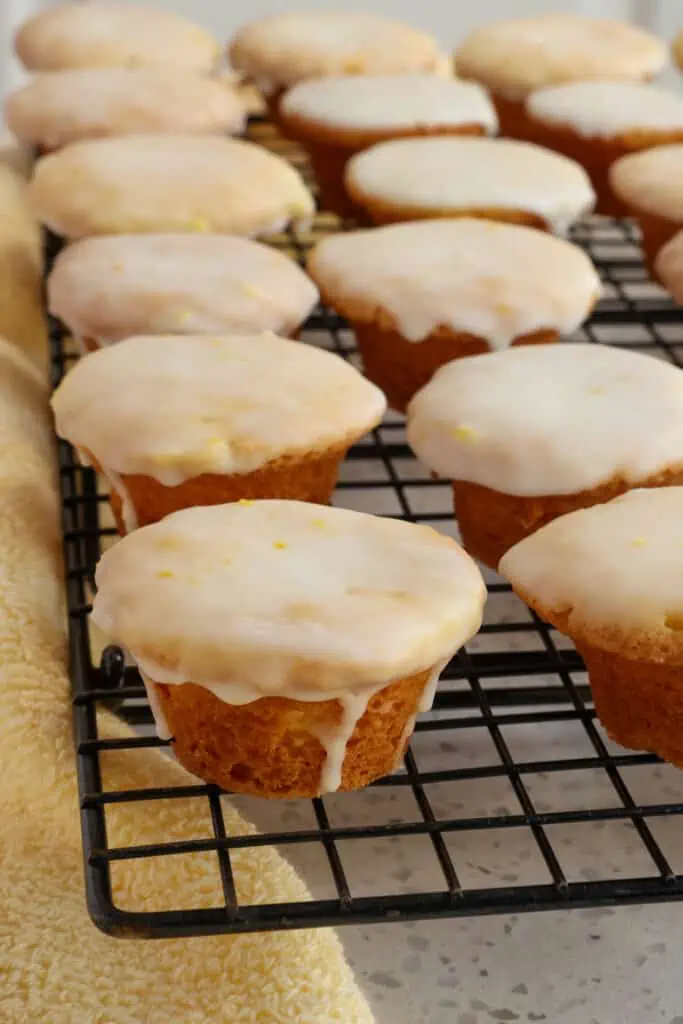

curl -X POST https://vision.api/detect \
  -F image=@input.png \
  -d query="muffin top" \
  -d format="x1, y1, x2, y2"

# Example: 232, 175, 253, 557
51, 333, 386, 483
455, 14, 666, 100
15, 2, 219, 72
500, 488, 683, 662
407, 343, 683, 496
48, 234, 318, 342
229, 11, 448, 94
526, 81, 683, 139
308, 219, 600, 345
345, 137, 595, 233
28, 135, 315, 239
91, 499, 485, 694
656, 229, 683, 303
280, 74, 497, 136
5, 69, 246, 149
610, 144, 683, 221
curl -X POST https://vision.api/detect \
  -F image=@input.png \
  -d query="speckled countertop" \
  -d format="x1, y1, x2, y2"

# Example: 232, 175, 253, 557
233, 744, 683, 1024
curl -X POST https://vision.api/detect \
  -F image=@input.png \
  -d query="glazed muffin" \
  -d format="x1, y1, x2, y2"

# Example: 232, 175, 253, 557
455, 14, 666, 141
500, 488, 683, 768
28, 135, 315, 240
47, 234, 319, 352
91, 499, 485, 796
524, 82, 683, 217
15, 2, 219, 72
610, 144, 683, 279
407, 343, 683, 569
279, 75, 497, 218
345, 136, 595, 233
308, 219, 601, 412
51, 333, 386, 532
229, 11, 448, 122
5, 69, 246, 153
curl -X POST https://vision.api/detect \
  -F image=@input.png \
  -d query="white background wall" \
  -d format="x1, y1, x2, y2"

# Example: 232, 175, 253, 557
1, 0, 671, 100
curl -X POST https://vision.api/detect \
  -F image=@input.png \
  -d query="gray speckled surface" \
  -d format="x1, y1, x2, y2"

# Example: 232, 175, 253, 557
344, 905, 683, 1023
232, 753, 683, 1023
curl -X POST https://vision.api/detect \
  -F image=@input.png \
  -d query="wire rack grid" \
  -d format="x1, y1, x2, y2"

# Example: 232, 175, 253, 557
51, 121, 683, 939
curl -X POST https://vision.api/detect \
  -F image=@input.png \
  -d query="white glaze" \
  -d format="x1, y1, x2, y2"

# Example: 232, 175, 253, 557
5, 69, 245, 148
229, 12, 446, 89
345, 137, 595, 234
309, 218, 600, 345
51, 333, 387, 485
91, 500, 485, 696
281, 74, 497, 134
15, 2, 219, 72
309, 686, 383, 793
500, 487, 683, 658
28, 135, 315, 240
610, 144, 683, 220
407, 343, 683, 497
418, 657, 450, 714
48, 234, 319, 342
527, 81, 683, 139
455, 14, 667, 101
139, 670, 172, 741
97, 463, 138, 533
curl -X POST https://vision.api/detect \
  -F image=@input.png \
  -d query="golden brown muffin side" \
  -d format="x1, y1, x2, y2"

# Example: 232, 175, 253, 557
352, 320, 558, 413
577, 641, 683, 766
454, 465, 683, 570
107, 443, 352, 533
152, 666, 432, 797
519, 118, 683, 216
344, 189, 551, 229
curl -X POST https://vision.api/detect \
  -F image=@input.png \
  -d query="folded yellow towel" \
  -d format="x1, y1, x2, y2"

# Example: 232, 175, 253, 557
0, 166, 373, 1023
0, 164, 46, 366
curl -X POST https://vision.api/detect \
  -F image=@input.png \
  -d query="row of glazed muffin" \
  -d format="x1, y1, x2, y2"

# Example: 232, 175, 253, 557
233, 9, 683, 266
19, 3, 475, 801
23, 96, 683, 296
17, 7, 675, 91
46, 243, 491, 800
11, 6, 683, 236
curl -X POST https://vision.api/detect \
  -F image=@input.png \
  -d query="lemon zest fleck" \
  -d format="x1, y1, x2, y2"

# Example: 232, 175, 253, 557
452, 425, 477, 441
187, 215, 209, 232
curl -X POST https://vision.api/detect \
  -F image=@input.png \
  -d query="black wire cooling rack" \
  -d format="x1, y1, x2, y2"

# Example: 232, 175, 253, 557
51, 122, 683, 939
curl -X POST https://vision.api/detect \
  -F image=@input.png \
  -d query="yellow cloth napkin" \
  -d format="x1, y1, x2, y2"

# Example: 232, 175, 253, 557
0, 165, 373, 1023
